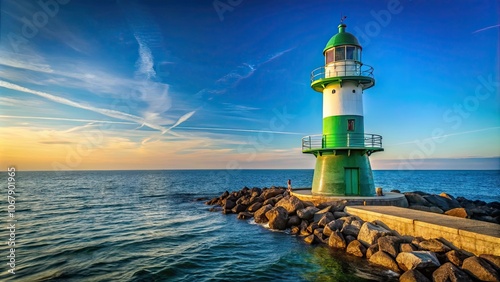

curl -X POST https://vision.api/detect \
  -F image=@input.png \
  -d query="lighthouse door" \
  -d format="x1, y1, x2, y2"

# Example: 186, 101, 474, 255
345, 168, 360, 195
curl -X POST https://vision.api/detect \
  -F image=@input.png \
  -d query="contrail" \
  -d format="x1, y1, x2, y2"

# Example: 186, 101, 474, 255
472, 24, 500, 34
0, 115, 136, 124
0, 80, 167, 132
176, 126, 304, 135
0, 114, 303, 136
63, 122, 98, 133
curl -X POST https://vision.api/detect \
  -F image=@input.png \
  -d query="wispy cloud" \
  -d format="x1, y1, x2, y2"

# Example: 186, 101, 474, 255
39, 140, 74, 145
134, 35, 156, 80
386, 127, 500, 146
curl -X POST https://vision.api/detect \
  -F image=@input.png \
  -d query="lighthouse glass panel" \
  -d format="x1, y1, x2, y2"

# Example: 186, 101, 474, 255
335, 46, 345, 61
325, 50, 334, 64
346, 47, 355, 60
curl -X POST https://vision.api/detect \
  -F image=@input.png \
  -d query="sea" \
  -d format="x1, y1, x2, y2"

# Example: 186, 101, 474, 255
0, 170, 499, 281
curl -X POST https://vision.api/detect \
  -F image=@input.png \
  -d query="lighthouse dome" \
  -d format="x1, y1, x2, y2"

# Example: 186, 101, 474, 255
323, 23, 360, 53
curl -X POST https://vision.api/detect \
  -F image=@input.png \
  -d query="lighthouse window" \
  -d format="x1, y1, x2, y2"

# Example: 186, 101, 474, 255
325, 50, 334, 64
335, 47, 345, 61
347, 119, 355, 131
346, 47, 355, 60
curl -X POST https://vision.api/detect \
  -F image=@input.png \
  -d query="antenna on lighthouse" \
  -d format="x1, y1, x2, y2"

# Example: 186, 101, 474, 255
340, 14, 347, 23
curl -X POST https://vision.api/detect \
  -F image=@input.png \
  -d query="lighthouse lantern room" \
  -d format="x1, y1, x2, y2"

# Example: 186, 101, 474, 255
302, 21, 383, 196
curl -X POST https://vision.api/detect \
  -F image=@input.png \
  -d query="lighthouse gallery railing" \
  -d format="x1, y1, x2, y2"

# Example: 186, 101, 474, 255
301, 133, 382, 151
311, 61, 374, 82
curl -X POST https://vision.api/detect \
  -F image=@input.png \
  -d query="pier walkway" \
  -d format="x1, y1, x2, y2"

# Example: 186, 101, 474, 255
345, 206, 500, 256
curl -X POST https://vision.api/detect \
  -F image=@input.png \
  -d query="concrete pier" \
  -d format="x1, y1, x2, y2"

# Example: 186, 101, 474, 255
345, 206, 500, 256
291, 189, 408, 207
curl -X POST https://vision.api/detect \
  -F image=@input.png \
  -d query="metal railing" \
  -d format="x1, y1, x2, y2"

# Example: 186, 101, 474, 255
311, 61, 374, 83
302, 133, 382, 151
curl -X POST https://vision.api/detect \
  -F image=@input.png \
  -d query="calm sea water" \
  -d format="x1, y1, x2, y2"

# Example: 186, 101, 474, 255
0, 170, 498, 281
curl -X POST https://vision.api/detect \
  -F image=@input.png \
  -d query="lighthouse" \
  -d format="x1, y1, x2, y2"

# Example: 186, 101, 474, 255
302, 21, 383, 196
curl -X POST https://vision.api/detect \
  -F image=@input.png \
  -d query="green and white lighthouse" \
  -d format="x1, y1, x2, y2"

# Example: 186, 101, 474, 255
302, 22, 383, 196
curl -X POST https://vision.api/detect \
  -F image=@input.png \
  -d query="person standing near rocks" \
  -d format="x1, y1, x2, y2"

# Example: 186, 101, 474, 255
287, 179, 292, 194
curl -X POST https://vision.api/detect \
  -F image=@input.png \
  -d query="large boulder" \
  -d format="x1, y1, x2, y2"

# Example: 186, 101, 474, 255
237, 212, 253, 220
439, 193, 462, 207
304, 234, 316, 244
287, 215, 301, 227
232, 204, 247, 213
275, 196, 304, 215
263, 198, 276, 206
345, 235, 356, 245
341, 224, 360, 238
318, 213, 335, 227
445, 207, 471, 218
396, 251, 441, 271
378, 236, 404, 258
338, 216, 356, 225
314, 228, 328, 244
248, 195, 264, 205
296, 206, 319, 220
329, 219, 344, 232
418, 239, 451, 253
323, 221, 335, 237
290, 226, 300, 235
479, 254, 500, 270
439, 192, 456, 201
462, 256, 500, 282
423, 194, 461, 212
351, 219, 364, 229
299, 220, 310, 236
306, 222, 319, 233
400, 269, 430, 282
254, 204, 273, 224
446, 250, 469, 267
366, 244, 379, 259
432, 262, 473, 282
265, 206, 288, 230
404, 192, 431, 206
357, 222, 392, 247
220, 190, 230, 199
223, 199, 236, 210
333, 211, 348, 219
250, 188, 261, 197
346, 240, 366, 257
236, 195, 249, 205
328, 230, 347, 249
314, 206, 334, 222
400, 243, 418, 253
205, 197, 218, 205
247, 202, 263, 212
261, 188, 284, 200
369, 251, 400, 273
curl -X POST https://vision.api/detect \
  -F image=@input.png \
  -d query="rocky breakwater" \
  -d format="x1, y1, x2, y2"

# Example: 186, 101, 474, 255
205, 187, 500, 282
399, 191, 500, 224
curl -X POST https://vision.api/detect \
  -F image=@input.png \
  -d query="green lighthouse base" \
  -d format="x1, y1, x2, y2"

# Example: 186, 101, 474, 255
311, 150, 375, 196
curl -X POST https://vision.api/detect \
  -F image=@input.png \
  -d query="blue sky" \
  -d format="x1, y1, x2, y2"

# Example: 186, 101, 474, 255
0, 0, 499, 170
